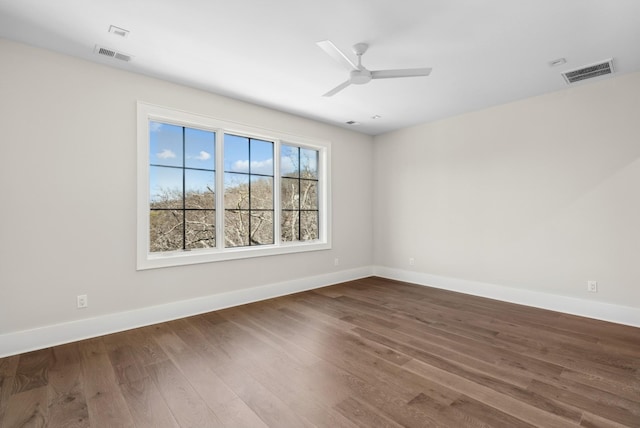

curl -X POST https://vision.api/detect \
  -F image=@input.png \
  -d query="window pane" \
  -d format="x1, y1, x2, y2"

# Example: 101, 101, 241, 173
224, 173, 249, 210
150, 122, 183, 167
185, 128, 215, 170
281, 144, 299, 178
150, 210, 183, 252
224, 134, 249, 173
150, 166, 182, 209
301, 211, 319, 241
281, 210, 299, 242
281, 177, 299, 210
185, 169, 215, 209
250, 211, 273, 245
250, 139, 274, 176
300, 180, 318, 210
224, 210, 249, 247
185, 210, 215, 249
250, 176, 273, 209
300, 148, 318, 179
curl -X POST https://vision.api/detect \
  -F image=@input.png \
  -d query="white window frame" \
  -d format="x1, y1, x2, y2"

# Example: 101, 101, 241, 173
137, 102, 331, 270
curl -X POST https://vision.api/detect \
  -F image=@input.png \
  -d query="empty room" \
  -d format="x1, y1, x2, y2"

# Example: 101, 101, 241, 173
1, 0, 639, 427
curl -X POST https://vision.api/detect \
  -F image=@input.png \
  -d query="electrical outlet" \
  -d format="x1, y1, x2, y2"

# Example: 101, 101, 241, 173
409, 257, 415, 266
77, 294, 88, 308
587, 281, 598, 293
334, 258, 340, 266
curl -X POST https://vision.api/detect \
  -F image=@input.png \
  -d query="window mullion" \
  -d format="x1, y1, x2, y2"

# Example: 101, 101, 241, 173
248, 138, 252, 246
182, 126, 187, 250
274, 140, 281, 247
297, 147, 302, 241
215, 131, 225, 250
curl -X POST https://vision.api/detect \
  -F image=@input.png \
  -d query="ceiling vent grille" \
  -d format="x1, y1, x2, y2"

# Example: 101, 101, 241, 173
94, 45, 133, 62
114, 52, 132, 62
562, 59, 613, 84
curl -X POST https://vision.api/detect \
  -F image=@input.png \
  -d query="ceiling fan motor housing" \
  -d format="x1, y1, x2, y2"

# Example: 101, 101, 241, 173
350, 69, 372, 84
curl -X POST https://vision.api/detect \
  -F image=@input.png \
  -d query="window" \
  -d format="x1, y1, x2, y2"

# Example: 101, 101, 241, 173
224, 134, 274, 247
137, 102, 330, 269
281, 144, 319, 242
149, 123, 216, 252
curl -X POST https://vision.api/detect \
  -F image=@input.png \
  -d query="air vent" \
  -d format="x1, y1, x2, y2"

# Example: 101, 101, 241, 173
97, 47, 116, 58
114, 52, 132, 62
94, 45, 133, 62
562, 59, 613, 84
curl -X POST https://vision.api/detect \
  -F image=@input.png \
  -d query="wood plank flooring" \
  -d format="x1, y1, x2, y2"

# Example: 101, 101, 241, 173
1, 276, 638, 427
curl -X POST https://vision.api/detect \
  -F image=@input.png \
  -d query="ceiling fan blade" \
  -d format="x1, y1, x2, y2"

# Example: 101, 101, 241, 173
316, 40, 357, 70
323, 80, 351, 97
371, 68, 432, 79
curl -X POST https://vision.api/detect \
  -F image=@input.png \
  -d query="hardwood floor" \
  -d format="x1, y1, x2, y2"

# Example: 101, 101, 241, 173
1, 276, 638, 427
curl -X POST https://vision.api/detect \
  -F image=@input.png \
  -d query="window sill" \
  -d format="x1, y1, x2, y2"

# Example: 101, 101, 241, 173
137, 240, 331, 270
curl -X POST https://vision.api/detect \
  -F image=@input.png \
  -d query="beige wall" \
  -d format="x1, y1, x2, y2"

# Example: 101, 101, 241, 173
374, 72, 640, 308
0, 39, 374, 334
2, 36, 638, 347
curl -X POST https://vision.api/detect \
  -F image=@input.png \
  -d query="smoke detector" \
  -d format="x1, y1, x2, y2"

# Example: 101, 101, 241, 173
548, 58, 566, 67
562, 59, 613, 84
108, 25, 129, 38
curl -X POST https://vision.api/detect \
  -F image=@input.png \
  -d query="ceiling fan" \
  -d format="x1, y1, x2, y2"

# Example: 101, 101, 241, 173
317, 40, 432, 97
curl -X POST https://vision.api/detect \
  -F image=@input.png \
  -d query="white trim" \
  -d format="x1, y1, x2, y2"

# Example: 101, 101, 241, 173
2, 265, 638, 357
137, 101, 332, 270
373, 266, 640, 328
0, 267, 373, 358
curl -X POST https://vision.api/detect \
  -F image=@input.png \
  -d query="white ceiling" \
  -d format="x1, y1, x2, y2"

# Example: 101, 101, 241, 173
1, 0, 639, 135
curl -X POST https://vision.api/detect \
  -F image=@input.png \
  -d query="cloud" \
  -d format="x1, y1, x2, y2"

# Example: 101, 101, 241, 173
232, 158, 273, 174
157, 149, 176, 159
280, 156, 295, 174
195, 151, 211, 161
232, 160, 249, 172
149, 122, 163, 132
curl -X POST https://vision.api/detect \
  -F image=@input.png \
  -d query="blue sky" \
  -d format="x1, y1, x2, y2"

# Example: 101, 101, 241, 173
149, 122, 216, 203
149, 122, 318, 203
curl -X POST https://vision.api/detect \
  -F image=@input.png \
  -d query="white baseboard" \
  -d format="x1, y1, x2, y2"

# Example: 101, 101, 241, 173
372, 266, 640, 328
3, 265, 637, 358
0, 266, 373, 358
